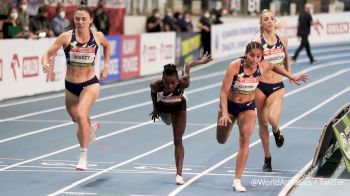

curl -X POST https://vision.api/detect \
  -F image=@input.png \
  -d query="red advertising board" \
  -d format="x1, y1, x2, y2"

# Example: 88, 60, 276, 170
120, 35, 140, 80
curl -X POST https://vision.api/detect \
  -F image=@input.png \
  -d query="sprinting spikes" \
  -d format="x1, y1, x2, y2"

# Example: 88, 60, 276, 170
273, 129, 284, 147
232, 179, 246, 192
76, 156, 87, 171
175, 174, 185, 185
263, 156, 272, 172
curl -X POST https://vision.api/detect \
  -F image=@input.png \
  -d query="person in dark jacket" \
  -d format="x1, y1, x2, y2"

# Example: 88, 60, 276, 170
292, 3, 319, 64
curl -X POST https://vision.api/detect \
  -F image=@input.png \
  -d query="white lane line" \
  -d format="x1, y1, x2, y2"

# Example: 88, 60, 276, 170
0, 48, 349, 122
0, 98, 219, 172
2, 58, 349, 145
0, 44, 348, 108
47, 124, 217, 196
0, 83, 221, 144
47, 85, 350, 195
62, 192, 97, 195
0, 71, 222, 123
167, 86, 350, 196
1, 63, 348, 167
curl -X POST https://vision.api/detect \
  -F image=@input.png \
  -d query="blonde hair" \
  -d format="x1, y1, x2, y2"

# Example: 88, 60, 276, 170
259, 9, 284, 33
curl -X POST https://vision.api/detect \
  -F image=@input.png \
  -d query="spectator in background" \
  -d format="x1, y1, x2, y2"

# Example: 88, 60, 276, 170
145, 8, 161, 33
29, 6, 54, 37
162, 8, 178, 32
292, 3, 318, 64
213, 10, 223, 25
174, 11, 185, 32
93, 0, 109, 35
182, 11, 193, 32
51, 4, 69, 36
2, 6, 32, 38
17, 0, 30, 32
197, 10, 211, 54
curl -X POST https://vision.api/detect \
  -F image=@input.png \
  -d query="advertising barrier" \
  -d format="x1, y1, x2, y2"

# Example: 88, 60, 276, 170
140, 32, 176, 76
0, 38, 66, 101
333, 110, 350, 172
211, 12, 350, 59
100, 35, 121, 83
178, 32, 201, 67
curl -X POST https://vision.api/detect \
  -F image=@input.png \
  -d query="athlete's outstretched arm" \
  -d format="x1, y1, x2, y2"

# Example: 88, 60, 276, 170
149, 79, 162, 121
41, 33, 67, 73
180, 52, 213, 88
264, 61, 308, 85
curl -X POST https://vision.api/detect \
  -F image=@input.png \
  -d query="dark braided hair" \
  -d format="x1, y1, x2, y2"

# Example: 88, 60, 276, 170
245, 41, 264, 55
241, 41, 264, 61
163, 64, 178, 77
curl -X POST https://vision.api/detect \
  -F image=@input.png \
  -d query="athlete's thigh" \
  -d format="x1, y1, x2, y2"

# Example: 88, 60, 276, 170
266, 88, 285, 117
237, 110, 256, 136
78, 83, 100, 113
216, 109, 237, 138
65, 90, 79, 120
171, 110, 186, 137
255, 88, 267, 110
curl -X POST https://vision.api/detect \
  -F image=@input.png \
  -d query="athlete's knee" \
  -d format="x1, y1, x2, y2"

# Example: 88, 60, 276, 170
258, 121, 269, 128
160, 113, 172, 125
217, 135, 227, 144
173, 136, 183, 146
76, 112, 88, 123
268, 115, 279, 126
239, 134, 250, 146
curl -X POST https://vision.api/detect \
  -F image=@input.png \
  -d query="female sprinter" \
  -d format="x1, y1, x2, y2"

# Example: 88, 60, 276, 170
150, 52, 212, 185
217, 42, 307, 192
255, 9, 295, 172
42, 5, 110, 171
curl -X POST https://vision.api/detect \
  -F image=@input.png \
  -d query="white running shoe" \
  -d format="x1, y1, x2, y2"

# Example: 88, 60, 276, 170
176, 174, 185, 185
90, 121, 99, 143
76, 157, 87, 171
232, 179, 246, 192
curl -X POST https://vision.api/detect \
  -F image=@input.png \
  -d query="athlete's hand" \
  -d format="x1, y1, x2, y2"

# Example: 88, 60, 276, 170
290, 74, 309, 85
201, 51, 213, 64
217, 114, 232, 127
99, 66, 109, 81
42, 63, 51, 73
149, 109, 160, 122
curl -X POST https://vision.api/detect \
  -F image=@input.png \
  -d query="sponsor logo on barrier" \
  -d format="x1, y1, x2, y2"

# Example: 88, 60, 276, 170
327, 23, 349, 35
123, 56, 139, 72
10, 54, 20, 80
123, 39, 137, 55
161, 44, 174, 60
22, 56, 39, 78
109, 58, 120, 75
0, 59, 2, 81
143, 45, 157, 62
121, 35, 140, 80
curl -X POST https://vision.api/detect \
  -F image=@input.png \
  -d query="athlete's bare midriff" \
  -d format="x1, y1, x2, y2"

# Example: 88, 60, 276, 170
65, 65, 96, 83
227, 91, 255, 104
260, 68, 284, 84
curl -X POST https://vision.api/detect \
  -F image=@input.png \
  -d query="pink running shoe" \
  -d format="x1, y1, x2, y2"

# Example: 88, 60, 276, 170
90, 121, 99, 143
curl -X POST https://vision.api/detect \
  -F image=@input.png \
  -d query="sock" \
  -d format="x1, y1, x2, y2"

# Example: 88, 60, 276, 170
80, 148, 88, 159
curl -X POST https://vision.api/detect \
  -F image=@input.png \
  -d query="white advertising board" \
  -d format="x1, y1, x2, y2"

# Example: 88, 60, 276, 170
140, 32, 176, 76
